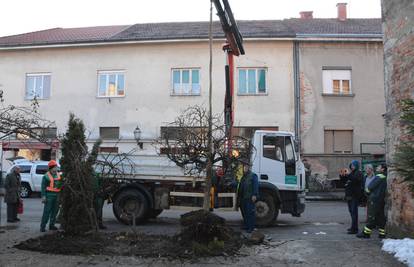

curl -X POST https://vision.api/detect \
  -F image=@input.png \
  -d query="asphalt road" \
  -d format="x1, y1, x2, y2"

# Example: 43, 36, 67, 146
0, 197, 405, 267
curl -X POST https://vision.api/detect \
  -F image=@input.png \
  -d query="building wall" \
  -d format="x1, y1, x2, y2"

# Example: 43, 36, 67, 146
300, 42, 385, 155
299, 41, 385, 180
0, 40, 294, 155
382, 0, 414, 237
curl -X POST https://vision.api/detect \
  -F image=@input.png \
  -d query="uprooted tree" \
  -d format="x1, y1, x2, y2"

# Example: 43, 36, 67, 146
157, 105, 253, 210
60, 113, 101, 234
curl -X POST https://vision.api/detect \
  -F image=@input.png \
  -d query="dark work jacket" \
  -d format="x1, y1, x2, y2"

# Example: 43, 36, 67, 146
366, 174, 387, 204
4, 172, 21, 203
340, 170, 363, 199
239, 171, 259, 200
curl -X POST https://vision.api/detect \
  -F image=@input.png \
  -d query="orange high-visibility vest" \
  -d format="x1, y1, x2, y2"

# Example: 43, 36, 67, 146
46, 172, 62, 193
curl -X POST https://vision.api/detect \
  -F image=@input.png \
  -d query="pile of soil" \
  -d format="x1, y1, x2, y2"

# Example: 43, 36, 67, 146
15, 210, 247, 259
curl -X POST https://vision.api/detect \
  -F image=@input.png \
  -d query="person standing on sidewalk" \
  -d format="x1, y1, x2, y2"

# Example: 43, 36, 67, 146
4, 166, 21, 223
238, 160, 259, 234
40, 160, 62, 232
340, 160, 363, 234
357, 163, 388, 239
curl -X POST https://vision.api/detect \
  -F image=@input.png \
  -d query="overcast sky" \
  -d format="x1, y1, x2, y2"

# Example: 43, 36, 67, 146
0, 0, 382, 37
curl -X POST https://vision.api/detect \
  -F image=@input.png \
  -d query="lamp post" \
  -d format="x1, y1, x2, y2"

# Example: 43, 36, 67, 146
133, 126, 143, 149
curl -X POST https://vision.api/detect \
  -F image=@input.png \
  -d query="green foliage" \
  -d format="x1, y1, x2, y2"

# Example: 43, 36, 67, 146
60, 113, 101, 234
394, 99, 414, 191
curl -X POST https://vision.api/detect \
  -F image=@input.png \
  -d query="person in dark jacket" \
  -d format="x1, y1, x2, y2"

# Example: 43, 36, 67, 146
93, 173, 107, 230
4, 166, 21, 223
340, 160, 363, 234
357, 163, 387, 238
238, 160, 259, 233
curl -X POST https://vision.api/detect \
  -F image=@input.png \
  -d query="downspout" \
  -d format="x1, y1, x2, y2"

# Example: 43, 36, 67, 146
293, 41, 301, 153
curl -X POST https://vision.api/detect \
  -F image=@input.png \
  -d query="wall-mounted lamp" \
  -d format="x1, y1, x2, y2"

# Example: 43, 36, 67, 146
133, 126, 143, 149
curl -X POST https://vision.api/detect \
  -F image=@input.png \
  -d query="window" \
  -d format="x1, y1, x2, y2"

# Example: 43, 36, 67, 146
35, 165, 48, 175
25, 73, 51, 100
99, 127, 120, 140
16, 128, 57, 140
324, 130, 353, 153
263, 136, 285, 162
15, 165, 32, 174
232, 126, 278, 140
160, 126, 207, 140
322, 69, 352, 95
172, 68, 200, 95
98, 71, 125, 97
238, 68, 267, 94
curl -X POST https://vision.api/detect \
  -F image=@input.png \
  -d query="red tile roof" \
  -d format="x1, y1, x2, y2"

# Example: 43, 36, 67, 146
0, 25, 130, 46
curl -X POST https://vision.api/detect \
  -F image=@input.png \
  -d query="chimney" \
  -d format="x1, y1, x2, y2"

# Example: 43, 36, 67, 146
300, 11, 313, 19
337, 3, 347, 21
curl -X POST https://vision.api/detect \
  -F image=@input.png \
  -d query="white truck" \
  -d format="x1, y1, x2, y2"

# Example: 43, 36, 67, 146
107, 130, 306, 227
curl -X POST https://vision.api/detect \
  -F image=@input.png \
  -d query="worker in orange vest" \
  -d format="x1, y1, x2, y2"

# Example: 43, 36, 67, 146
40, 160, 62, 232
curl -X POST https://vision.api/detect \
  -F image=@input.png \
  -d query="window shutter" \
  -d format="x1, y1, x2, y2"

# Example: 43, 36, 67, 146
334, 130, 353, 153
324, 130, 334, 153
99, 127, 120, 139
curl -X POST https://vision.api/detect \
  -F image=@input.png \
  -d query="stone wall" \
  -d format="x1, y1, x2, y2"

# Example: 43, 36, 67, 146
382, 0, 414, 238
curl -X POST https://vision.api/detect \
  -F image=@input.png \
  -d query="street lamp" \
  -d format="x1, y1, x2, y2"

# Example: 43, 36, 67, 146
133, 126, 143, 149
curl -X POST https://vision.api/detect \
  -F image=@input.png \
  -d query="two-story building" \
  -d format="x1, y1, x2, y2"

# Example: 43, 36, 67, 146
0, 3, 385, 178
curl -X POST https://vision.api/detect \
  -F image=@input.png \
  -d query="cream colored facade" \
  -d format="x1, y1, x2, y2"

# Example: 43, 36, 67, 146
0, 40, 294, 156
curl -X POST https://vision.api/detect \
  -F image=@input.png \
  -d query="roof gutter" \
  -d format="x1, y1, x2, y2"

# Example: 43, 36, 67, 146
0, 35, 382, 51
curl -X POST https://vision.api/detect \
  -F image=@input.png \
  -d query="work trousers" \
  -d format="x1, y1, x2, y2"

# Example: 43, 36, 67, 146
94, 197, 104, 224
41, 195, 59, 229
242, 199, 256, 233
7, 202, 18, 221
347, 199, 359, 231
366, 200, 386, 231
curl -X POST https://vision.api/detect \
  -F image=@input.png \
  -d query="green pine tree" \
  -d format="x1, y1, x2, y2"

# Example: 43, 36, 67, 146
60, 113, 101, 234
394, 99, 414, 191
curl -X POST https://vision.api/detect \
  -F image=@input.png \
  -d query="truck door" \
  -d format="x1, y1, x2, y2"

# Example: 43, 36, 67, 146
259, 135, 286, 187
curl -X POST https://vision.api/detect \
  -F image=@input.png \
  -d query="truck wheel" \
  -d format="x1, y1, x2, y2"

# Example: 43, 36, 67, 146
255, 191, 278, 227
113, 189, 149, 225
20, 183, 32, 198
148, 209, 163, 219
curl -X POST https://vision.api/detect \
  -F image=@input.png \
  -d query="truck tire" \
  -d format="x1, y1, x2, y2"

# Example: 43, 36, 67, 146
148, 209, 163, 219
255, 191, 278, 227
20, 182, 32, 198
113, 189, 149, 225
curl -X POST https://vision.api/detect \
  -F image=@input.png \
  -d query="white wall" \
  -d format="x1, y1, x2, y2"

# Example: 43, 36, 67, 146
0, 40, 294, 153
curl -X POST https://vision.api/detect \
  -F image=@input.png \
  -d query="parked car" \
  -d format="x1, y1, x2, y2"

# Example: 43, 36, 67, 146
7, 160, 59, 198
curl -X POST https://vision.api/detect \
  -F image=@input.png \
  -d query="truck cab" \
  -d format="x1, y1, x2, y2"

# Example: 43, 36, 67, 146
250, 131, 306, 226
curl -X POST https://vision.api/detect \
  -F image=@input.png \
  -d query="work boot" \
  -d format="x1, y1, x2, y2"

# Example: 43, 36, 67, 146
49, 225, 58, 231
347, 229, 358, 234
378, 228, 386, 239
356, 231, 370, 238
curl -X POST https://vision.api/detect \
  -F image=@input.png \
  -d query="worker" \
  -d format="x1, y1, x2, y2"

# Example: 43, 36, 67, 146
340, 160, 363, 234
93, 173, 107, 229
238, 159, 259, 234
40, 160, 62, 232
357, 163, 388, 239
4, 166, 21, 223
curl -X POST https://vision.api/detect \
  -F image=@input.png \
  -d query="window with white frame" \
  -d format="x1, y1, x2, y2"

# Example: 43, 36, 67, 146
97, 71, 125, 97
322, 69, 352, 95
25, 73, 51, 100
172, 68, 200, 95
238, 68, 267, 95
